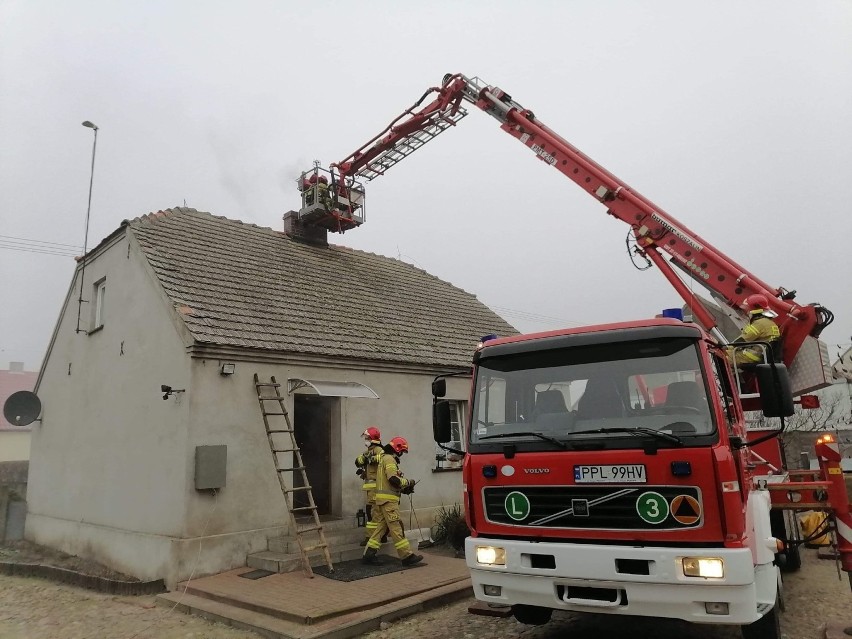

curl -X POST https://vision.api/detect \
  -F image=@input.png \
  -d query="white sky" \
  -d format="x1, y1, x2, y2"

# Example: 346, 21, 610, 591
1, 0, 851, 371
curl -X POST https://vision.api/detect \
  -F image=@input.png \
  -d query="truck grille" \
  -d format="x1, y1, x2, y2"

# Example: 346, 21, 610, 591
483, 485, 702, 530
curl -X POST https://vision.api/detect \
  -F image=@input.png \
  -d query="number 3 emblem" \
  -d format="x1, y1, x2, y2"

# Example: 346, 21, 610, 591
636, 491, 669, 524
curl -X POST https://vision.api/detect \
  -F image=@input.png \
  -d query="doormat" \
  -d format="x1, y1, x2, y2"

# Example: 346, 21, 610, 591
238, 569, 275, 580
312, 555, 422, 582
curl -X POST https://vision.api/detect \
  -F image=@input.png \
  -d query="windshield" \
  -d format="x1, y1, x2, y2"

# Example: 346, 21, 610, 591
471, 337, 715, 448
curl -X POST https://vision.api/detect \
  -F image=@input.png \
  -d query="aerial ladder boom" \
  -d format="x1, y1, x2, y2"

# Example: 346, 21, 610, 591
298, 73, 833, 389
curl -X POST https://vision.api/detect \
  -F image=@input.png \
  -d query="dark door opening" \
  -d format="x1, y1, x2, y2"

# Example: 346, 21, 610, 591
293, 395, 332, 515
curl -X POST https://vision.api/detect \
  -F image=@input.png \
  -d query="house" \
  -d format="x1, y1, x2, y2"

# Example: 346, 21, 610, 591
0, 362, 38, 462
27, 207, 517, 587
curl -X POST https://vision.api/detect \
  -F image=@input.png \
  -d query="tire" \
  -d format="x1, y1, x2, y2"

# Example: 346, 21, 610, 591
770, 509, 802, 573
741, 588, 782, 639
779, 540, 801, 573
512, 604, 553, 625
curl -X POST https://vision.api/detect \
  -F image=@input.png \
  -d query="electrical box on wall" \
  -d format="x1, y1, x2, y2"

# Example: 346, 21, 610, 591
195, 445, 227, 490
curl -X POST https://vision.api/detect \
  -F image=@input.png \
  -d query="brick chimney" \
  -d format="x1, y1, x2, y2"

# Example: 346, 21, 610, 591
283, 211, 328, 246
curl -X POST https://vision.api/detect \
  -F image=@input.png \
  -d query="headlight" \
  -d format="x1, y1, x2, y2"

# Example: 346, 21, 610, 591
475, 545, 506, 565
681, 557, 724, 578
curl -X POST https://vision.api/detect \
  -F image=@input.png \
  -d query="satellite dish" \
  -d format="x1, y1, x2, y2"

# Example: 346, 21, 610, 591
3, 391, 42, 426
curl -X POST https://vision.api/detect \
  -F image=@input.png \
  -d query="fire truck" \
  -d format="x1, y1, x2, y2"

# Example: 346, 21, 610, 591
295, 74, 851, 639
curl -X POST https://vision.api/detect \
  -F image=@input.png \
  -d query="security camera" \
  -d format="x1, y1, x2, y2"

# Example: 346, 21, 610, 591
161, 384, 185, 400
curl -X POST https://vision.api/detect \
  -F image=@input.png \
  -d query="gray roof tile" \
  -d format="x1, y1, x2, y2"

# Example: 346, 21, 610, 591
128, 208, 518, 367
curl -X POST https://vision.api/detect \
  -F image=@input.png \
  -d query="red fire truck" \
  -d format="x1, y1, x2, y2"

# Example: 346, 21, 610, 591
296, 73, 851, 639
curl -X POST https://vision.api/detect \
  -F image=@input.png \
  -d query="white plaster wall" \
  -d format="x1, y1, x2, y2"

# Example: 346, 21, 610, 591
0, 432, 31, 461
182, 361, 471, 553
27, 232, 194, 580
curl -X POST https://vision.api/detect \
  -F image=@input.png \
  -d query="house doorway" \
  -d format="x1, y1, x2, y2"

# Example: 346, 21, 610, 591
293, 395, 333, 516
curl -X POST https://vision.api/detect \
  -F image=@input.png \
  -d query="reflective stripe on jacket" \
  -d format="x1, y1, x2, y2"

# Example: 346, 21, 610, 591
357, 443, 383, 492
374, 453, 410, 505
741, 317, 781, 342
735, 316, 781, 364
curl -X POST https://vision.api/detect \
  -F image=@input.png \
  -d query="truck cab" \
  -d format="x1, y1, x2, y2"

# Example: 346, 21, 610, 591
436, 317, 791, 636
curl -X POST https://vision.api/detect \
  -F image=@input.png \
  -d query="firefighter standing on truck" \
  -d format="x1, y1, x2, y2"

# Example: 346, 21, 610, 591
356, 427, 386, 546
731, 293, 781, 365
362, 436, 424, 567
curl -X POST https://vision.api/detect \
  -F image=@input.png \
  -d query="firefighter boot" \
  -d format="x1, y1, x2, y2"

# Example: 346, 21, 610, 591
362, 548, 380, 565
401, 553, 424, 567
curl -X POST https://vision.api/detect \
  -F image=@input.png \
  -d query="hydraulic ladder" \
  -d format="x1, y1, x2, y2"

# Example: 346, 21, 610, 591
353, 107, 468, 182
254, 374, 333, 577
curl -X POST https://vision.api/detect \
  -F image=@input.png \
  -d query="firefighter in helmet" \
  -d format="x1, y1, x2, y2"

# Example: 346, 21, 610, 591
355, 426, 385, 546
362, 436, 424, 567
730, 293, 781, 365
304, 173, 318, 207
316, 174, 332, 210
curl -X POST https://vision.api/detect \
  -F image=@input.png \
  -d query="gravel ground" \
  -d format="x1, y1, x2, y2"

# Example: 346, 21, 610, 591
0, 541, 849, 638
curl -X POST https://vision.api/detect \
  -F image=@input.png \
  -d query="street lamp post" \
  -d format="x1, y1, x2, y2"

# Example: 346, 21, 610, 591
75, 120, 99, 334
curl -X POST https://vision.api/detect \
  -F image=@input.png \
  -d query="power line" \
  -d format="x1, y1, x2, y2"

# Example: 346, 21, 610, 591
0, 234, 82, 258
486, 304, 587, 328
0, 234, 83, 249
0, 243, 79, 257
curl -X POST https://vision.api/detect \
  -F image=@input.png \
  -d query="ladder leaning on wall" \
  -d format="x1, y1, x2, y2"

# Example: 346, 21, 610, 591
253, 374, 334, 577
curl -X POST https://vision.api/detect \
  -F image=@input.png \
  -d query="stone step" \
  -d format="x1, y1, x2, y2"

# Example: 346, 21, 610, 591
250, 528, 433, 574
156, 591, 315, 637
268, 527, 366, 554
269, 525, 432, 555
248, 543, 365, 573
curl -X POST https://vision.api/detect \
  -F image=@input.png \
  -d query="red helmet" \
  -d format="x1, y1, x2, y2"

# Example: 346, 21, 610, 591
362, 426, 381, 442
744, 293, 770, 316
317, 175, 329, 184
308, 174, 318, 184
389, 436, 409, 455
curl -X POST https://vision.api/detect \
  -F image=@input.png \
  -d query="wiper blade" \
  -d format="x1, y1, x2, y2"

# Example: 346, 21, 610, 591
570, 427, 683, 446
479, 431, 568, 449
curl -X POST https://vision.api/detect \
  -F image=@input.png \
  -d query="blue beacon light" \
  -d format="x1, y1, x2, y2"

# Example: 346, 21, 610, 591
661, 308, 684, 321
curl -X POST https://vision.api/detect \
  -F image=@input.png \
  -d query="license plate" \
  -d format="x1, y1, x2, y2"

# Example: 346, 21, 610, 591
574, 464, 646, 483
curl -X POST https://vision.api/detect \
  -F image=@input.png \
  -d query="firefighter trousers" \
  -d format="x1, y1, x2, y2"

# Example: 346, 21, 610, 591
365, 501, 412, 559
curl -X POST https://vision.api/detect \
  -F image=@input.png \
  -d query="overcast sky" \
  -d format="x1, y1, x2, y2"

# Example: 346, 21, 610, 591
1, 0, 851, 372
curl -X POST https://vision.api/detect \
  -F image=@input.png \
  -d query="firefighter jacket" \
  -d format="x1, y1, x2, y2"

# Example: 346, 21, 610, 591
356, 443, 384, 499
374, 453, 412, 505
734, 316, 781, 364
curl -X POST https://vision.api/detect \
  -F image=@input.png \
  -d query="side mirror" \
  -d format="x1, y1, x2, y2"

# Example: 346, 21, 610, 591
755, 363, 795, 418
433, 400, 451, 443
432, 378, 447, 398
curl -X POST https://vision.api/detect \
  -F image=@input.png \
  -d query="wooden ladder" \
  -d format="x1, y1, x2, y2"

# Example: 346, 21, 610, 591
253, 374, 333, 577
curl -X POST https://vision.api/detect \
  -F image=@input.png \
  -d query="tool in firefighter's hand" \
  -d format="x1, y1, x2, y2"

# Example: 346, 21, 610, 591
401, 479, 417, 495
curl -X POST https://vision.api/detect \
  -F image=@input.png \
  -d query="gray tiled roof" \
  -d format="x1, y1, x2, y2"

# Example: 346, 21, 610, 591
128, 208, 518, 368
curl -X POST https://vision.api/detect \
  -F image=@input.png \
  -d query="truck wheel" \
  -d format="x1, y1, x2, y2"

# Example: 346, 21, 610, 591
770, 510, 802, 573
741, 590, 782, 639
779, 540, 801, 573
512, 604, 552, 625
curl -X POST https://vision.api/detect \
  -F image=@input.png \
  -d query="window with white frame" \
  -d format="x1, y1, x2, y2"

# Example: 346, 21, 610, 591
435, 400, 466, 470
93, 278, 106, 330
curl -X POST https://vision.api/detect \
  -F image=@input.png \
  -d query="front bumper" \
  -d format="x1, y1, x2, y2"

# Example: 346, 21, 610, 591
466, 537, 776, 625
